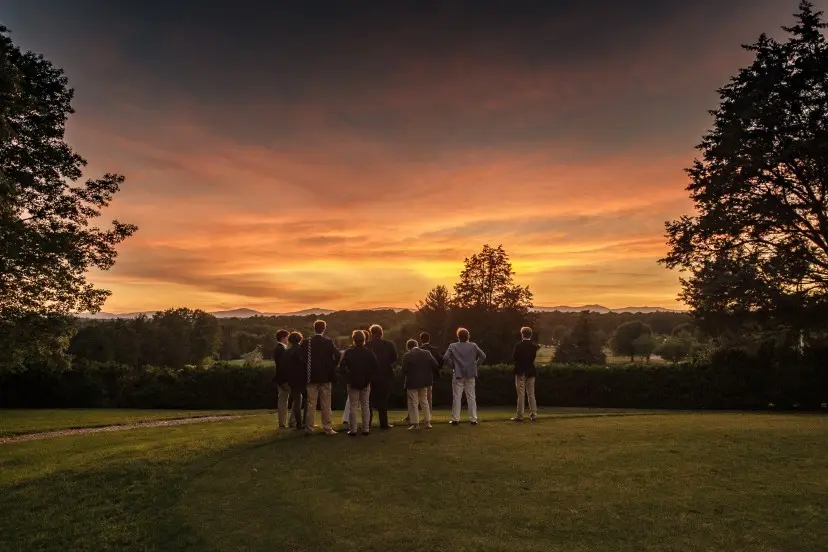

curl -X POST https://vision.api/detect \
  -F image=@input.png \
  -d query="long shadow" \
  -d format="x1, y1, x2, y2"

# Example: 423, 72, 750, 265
0, 458, 216, 552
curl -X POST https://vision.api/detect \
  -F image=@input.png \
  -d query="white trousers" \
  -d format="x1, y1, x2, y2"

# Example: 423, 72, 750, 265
451, 377, 477, 422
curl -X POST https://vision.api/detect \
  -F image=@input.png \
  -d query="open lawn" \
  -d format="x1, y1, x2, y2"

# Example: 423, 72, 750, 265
1, 410, 826, 552
0, 409, 264, 437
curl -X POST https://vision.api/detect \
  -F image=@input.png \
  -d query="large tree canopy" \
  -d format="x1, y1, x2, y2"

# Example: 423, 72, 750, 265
661, 2, 828, 333
0, 25, 136, 319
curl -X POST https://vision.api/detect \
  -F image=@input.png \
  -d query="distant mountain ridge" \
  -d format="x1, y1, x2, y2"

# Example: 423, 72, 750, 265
77, 304, 684, 319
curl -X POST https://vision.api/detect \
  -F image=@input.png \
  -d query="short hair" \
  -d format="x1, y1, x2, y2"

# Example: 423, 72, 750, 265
520, 326, 532, 339
406, 338, 418, 351
457, 327, 470, 342
362, 329, 370, 341
419, 332, 431, 344
352, 330, 366, 345
288, 331, 303, 345
313, 320, 326, 334
369, 324, 383, 338
275, 329, 289, 341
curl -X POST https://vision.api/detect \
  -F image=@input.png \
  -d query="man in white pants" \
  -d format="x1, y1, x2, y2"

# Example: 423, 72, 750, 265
443, 327, 486, 425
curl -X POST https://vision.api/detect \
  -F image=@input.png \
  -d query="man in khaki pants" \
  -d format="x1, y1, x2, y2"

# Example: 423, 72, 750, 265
511, 326, 539, 422
299, 320, 342, 435
402, 339, 438, 430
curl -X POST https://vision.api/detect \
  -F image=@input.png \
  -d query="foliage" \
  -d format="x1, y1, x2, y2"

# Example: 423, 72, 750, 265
553, 312, 607, 365
610, 320, 654, 362
415, 285, 452, 345
656, 334, 696, 363
3, 346, 827, 410
240, 345, 263, 365
0, 25, 136, 373
442, 244, 535, 363
0, 25, 136, 318
661, 2, 828, 334
0, 312, 75, 373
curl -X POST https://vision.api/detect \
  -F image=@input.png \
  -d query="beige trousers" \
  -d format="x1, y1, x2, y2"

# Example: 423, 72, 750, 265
347, 385, 371, 432
277, 383, 291, 427
407, 387, 431, 425
515, 375, 537, 419
306, 382, 333, 431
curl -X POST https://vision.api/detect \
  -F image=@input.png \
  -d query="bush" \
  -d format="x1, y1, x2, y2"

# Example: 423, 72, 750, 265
2, 350, 826, 410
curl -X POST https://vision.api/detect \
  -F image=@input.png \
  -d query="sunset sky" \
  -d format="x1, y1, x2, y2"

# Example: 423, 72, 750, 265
4, 0, 825, 313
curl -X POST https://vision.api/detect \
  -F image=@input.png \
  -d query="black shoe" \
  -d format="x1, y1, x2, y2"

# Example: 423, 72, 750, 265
450, 421, 459, 426
362, 431, 370, 436
471, 421, 478, 425
347, 432, 357, 437
510, 417, 524, 423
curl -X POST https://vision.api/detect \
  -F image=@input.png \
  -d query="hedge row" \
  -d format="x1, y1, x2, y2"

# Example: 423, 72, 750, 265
3, 348, 827, 410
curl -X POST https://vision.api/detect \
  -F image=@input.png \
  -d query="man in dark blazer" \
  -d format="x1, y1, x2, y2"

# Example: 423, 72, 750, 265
299, 320, 342, 435
402, 339, 438, 430
273, 329, 291, 428
420, 332, 443, 412
512, 326, 539, 422
366, 324, 398, 429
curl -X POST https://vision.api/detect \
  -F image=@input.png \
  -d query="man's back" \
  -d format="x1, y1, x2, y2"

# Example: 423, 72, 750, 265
513, 340, 539, 377
445, 341, 486, 379
367, 338, 398, 379
300, 334, 341, 384
341, 346, 378, 389
273, 342, 289, 384
402, 347, 437, 389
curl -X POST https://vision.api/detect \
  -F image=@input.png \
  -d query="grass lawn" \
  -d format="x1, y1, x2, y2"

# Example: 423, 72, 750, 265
1, 410, 826, 552
0, 409, 266, 437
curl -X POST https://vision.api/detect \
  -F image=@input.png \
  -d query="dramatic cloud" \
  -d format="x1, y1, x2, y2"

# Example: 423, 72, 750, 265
5, 0, 825, 312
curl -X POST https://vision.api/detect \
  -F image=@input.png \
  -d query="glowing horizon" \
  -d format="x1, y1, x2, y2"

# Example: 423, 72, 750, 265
6, 1, 822, 314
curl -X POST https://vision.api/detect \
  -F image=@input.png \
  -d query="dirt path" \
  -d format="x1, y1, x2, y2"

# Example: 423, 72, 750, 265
0, 415, 253, 445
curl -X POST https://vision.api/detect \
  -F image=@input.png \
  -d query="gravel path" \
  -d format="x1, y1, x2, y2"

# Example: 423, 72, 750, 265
0, 415, 252, 445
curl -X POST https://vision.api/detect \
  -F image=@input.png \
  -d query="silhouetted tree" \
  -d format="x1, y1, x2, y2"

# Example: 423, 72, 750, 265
610, 321, 653, 362
632, 333, 657, 362
656, 334, 695, 364
0, 26, 136, 373
451, 244, 534, 363
661, 2, 828, 335
416, 285, 452, 346
553, 312, 606, 365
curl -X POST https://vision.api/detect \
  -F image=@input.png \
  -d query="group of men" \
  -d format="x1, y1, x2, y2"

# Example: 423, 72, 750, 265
272, 320, 540, 436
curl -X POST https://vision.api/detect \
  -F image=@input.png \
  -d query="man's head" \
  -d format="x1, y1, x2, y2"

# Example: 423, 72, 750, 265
419, 332, 431, 344
406, 338, 418, 351
276, 329, 289, 343
520, 326, 533, 340
288, 331, 303, 346
456, 327, 470, 342
352, 329, 366, 346
362, 329, 370, 341
369, 324, 383, 338
313, 320, 326, 335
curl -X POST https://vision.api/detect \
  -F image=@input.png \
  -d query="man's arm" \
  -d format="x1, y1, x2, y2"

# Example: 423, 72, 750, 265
475, 344, 487, 365
331, 341, 343, 365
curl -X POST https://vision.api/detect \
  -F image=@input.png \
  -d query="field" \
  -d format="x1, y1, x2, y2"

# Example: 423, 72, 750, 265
1, 409, 827, 552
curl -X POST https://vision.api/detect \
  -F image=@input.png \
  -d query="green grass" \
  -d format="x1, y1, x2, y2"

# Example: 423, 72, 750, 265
0, 409, 265, 437
1, 410, 826, 551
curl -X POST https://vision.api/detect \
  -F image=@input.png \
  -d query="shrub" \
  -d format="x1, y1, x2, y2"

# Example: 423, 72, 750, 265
2, 350, 826, 410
